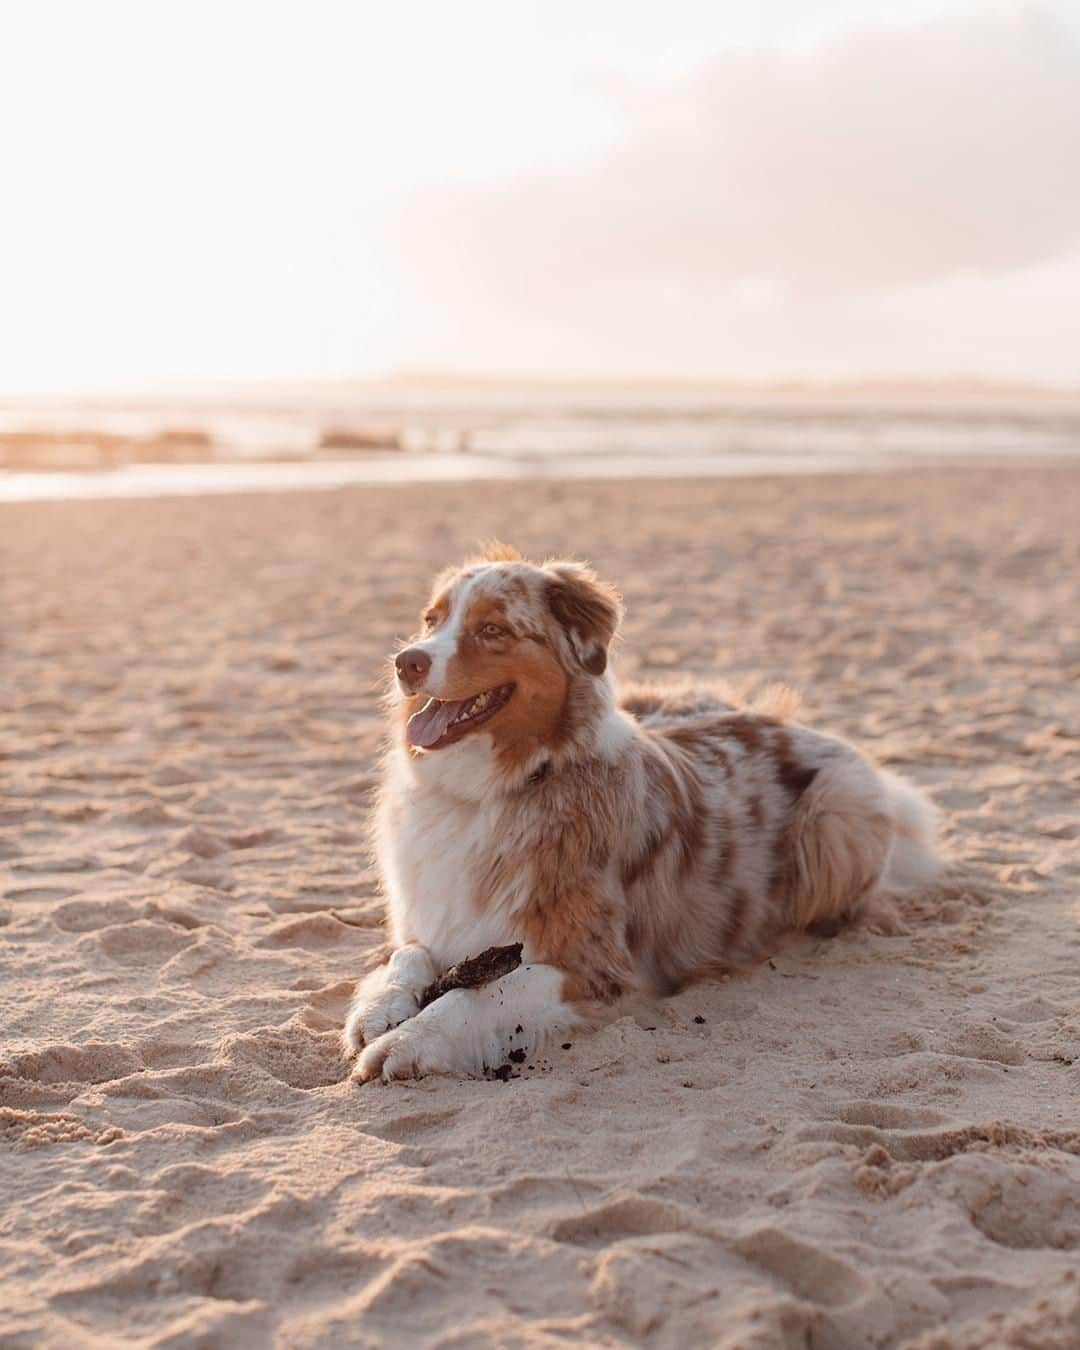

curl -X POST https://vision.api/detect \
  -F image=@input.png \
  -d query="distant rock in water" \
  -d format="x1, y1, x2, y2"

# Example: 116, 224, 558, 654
141, 429, 216, 463
318, 426, 401, 453
0, 427, 216, 471
146, 428, 214, 449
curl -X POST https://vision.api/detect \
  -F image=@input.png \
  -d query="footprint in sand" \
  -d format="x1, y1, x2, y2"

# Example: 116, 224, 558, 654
1, 1106, 125, 1151
11, 855, 101, 874
952, 1154, 1080, 1251
117, 802, 180, 827
226, 828, 280, 850
217, 1022, 346, 1089
166, 860, 236, 891
149, 764, 201, 787
869, 1049, 1013, 1096
1, 1040, 143, 1087
998, 996, 1068, 1024
297, 980, 358, 1031
6, 885, 80, 904
53, 897, 139, 932
940, 1022, 1026, 1066
831, 1100, 952, 1129
78, 918, 195, 966
173, 826, 229, 858
734, 1227, 867, 1307
551, 1195, 691, 1248
365, 1107, 466, 1145
255, 913, 363, 950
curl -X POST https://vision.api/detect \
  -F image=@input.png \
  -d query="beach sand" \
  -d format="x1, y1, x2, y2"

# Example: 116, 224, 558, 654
2, 465, 1078, 1348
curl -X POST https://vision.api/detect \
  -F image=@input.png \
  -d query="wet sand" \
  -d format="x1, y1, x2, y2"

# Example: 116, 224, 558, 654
2, 465, 1078, 1347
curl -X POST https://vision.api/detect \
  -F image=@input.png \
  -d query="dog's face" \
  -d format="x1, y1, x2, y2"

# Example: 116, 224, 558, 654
392, 546, 621, 768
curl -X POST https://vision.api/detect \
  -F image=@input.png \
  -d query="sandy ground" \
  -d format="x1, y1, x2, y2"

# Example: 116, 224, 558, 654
1, 465, 1078, 1349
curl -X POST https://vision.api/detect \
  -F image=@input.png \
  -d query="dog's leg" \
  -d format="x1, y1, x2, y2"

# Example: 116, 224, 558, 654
342, 943, 436, 1055
354, 963, 582, 1082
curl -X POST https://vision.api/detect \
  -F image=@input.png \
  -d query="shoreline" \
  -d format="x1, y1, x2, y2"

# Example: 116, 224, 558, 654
1, 448, 1077, 504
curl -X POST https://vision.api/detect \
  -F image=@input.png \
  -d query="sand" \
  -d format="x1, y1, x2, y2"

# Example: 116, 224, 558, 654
1, 465, 1078, 1348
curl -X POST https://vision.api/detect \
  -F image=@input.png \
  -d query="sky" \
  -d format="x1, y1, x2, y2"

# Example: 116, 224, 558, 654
1, 1, 1079, 393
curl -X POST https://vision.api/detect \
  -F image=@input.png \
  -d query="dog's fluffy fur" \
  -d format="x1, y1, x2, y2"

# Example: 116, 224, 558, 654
344, 546, 941, 1082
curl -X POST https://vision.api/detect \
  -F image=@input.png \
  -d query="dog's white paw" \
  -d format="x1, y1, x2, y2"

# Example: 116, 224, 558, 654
342, 986, 423, 1054
354, 1024, 425, 1082
353, 1003, 480, 1083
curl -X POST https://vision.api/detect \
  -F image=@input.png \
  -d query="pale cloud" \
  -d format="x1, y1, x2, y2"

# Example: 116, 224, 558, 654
2, 2, 1078, 388
379, 6, 1080, 315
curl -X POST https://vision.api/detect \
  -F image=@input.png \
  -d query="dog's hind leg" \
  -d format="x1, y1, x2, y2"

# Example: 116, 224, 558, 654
787, 758, 895, 933
788, 758, 942, 937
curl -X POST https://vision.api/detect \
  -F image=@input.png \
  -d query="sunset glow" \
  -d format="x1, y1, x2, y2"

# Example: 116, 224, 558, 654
2, 0, 1079, 393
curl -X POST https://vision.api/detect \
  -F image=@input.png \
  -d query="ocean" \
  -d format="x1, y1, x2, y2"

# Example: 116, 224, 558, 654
1, 381, 1077, 502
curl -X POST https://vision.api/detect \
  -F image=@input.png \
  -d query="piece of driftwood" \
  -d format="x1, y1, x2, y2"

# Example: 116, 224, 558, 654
418, 943, 523, 1010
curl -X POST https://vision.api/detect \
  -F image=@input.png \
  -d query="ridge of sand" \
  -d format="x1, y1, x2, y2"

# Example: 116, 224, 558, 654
2, 467, 1078, 1348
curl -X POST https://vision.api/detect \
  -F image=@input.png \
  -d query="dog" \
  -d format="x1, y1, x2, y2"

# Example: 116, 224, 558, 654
343, 544, 941, 1082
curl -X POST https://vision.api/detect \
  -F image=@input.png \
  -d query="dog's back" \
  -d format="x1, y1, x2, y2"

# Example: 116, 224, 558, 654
616, 686, 942, 989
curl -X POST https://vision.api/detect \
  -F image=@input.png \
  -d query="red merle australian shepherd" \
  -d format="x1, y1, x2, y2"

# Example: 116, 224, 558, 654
343, 545, 940, 1082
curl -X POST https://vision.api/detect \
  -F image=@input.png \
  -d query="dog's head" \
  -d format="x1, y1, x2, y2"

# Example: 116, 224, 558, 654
391, 544, 622, 770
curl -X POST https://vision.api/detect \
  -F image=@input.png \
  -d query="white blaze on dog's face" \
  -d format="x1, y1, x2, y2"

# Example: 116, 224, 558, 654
391, 547, 621, 774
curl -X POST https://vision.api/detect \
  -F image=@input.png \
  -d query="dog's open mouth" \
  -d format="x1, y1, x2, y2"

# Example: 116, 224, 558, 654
406, 684, 515, 750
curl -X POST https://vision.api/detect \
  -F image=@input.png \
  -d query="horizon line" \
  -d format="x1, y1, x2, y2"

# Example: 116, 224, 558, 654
2, 370, 1080, 404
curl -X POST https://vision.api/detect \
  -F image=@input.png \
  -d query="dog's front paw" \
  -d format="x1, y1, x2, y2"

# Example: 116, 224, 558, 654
354, 1024, 424, 1082
353, 1005, 478, 1083
343, 986, 422, 1054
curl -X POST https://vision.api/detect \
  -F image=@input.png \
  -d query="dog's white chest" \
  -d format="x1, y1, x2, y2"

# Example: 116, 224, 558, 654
377, 782, 526, 969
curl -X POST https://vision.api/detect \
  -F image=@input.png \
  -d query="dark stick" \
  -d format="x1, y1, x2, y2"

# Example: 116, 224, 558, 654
418, 943, 523, 1010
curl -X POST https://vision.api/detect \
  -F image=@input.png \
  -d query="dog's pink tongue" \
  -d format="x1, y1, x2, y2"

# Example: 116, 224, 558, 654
406, 698, 468, 749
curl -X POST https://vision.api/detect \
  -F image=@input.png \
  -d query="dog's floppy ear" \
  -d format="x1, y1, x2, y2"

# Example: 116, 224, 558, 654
545, 561, 622, 676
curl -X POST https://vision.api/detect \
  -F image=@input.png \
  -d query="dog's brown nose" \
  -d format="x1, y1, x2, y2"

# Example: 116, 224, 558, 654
395, 647, 432, 691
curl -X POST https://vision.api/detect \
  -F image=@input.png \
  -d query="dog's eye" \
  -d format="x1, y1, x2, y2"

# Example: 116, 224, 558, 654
481, 623, 507, 639
422, 611, 439, 630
